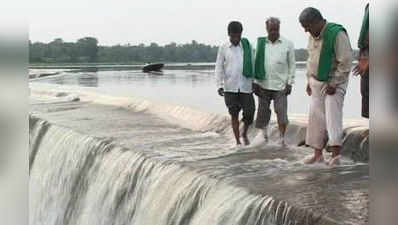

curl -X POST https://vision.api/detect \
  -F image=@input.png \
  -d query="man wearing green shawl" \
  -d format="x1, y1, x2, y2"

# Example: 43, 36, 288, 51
299, 7, 353, 167
353, 3, 369, 119
252, 17, 296, 147
215, 21, 255, 147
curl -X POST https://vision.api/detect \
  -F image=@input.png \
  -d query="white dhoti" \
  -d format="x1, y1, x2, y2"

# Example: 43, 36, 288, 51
305, 77, 348, 149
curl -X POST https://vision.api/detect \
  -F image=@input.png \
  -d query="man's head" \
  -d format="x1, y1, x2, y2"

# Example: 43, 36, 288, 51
266, 17, 281, 43
299, 7, 326, 37
228, 21, 243, 46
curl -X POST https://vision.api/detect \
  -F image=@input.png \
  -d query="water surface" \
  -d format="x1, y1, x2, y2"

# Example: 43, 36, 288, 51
32, 69, 363, 119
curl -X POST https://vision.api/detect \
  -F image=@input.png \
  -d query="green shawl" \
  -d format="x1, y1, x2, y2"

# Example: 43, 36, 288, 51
317, 23, 347, 82
358, 4, 369, 49
254, 37, 267, 80
240, 38, 254, 78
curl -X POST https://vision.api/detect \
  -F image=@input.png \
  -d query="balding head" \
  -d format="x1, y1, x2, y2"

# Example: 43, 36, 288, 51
299, 7, 324, 24
299, 7, 326, 37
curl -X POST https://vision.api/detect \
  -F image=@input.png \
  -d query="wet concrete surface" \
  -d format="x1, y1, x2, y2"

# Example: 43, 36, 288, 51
30, 95, 369, 225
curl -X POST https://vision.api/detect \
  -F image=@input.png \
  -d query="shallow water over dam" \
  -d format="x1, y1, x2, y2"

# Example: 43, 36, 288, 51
29, 81, 369, 225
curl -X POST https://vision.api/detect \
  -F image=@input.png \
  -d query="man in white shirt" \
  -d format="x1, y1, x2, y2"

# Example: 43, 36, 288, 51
253, 17, 296, 146
215, 21, 255, 146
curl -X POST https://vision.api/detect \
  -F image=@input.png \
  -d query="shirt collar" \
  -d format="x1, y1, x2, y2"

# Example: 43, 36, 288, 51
229, 41, 242, 48
315, 21, 328, 40
266, 36, 283, 44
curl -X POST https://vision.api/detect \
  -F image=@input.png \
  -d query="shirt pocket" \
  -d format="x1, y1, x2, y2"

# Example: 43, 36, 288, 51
273, 49, 288, 73
223, 50, 234, 75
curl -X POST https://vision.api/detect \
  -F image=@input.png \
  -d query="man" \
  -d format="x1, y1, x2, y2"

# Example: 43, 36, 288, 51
353, 3, 369, 119
299, 7, 353, 166
215, 21, 256, 146
253, 17, 296, 146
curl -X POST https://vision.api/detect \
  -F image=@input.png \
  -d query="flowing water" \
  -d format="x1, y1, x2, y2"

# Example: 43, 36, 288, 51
29, 68, 369, 225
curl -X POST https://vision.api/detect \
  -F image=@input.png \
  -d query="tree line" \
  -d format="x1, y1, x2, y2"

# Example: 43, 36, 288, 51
29, 37, 311, 64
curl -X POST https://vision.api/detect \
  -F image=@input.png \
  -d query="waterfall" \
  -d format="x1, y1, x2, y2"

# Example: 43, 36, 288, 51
30, 116, 338, 225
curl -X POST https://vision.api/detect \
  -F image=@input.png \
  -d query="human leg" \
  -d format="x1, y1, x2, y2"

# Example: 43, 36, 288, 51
305, 78, 327, 163
224, 92, 242, 145
240, 93, 256, 145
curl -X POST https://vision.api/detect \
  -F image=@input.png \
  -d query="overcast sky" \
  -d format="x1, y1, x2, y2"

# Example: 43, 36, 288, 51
29, 0, 368, 48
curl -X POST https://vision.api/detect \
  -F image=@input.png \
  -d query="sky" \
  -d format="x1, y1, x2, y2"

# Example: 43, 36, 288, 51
29, 0, 368, 49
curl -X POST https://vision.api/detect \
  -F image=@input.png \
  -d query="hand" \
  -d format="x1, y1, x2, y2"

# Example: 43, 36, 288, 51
306, 84, 312, 96
353, 57, 369, 76
285, 84, 292, 95
326, 85, 336, 95
217, 88, 224, 97
352, 65, 360, 76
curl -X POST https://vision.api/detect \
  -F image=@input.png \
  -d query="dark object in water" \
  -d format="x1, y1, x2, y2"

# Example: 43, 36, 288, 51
142, 63, 164, 73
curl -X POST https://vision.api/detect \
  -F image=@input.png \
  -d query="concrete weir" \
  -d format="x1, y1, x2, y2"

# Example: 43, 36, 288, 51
29, 84, 369, 225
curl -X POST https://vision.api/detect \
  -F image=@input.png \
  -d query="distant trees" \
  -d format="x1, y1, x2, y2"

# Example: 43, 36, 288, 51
29, 37, 311, 64
95, 40, 220, 63
29, 37, 99, 63
77, 37, 98, 62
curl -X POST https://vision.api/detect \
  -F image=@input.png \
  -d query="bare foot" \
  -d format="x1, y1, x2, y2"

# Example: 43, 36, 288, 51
328, 155, 341, 167
328, 146, 341, 167
277, 137, 286, 147
304, 155, 324, 164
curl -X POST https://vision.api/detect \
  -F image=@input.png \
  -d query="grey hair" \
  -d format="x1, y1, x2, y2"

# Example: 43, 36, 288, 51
266, 17, 281, 26
299, 7, 324, 23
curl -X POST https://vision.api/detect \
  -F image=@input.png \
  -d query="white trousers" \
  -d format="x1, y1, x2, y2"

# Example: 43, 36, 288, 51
305, 77, 348, 149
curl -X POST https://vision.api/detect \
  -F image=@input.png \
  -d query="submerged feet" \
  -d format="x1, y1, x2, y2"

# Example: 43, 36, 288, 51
304, 149, 324, 164
253, 129, 289, 147
304, 154, 324, 164
327, 146, 341, 167
328, 155, 341, 167
305, 147, 341, 167
277, 136, 286, 147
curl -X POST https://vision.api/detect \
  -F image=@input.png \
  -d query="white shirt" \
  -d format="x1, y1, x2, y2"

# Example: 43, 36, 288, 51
215, 41, 253, 93
255, 36, 296, 91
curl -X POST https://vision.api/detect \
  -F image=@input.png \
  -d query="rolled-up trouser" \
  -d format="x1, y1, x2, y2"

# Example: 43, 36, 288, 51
305, 77, 348, 149
255, 88, 288, 129
224, 92, 255, 125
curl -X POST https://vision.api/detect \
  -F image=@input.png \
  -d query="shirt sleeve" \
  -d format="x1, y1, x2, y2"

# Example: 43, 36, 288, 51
329, 31, 353, 87
287, 41, 296, 85
215, 45, 225, 89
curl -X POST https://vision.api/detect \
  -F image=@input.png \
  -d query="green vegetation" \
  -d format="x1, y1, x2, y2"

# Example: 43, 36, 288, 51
29, 37, 312, 64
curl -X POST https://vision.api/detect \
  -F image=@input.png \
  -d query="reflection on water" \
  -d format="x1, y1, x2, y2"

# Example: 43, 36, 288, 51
77, 74, 99, 87
32, 69, 363, 118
